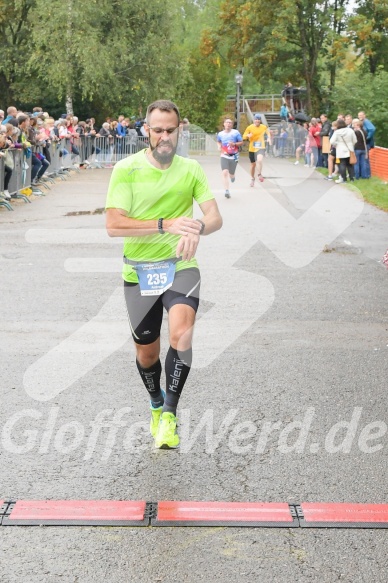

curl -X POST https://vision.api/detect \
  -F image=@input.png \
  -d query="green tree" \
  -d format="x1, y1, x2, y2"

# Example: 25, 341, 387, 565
0, 0, 35, 107
330, 67, 388, 146
27, 0, 186, 116
174, 46, 228, 130
28, 0, 109, 113
349, 0, 388, 74
204, 0, 352, 113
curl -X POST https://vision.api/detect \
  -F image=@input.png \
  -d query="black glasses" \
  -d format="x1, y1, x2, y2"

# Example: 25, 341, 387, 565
148, 126, 179, 135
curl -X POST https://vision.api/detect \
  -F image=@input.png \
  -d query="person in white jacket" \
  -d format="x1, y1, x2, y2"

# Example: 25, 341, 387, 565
329, 118, 357, 183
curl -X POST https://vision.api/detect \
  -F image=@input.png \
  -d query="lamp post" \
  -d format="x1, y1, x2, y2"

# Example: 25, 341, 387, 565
235, 71, 243, 131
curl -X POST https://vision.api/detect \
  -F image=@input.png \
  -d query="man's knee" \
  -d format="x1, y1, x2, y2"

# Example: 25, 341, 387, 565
168, 307, 196, 350
169, 325, 193, 351
135, 341, 160, 368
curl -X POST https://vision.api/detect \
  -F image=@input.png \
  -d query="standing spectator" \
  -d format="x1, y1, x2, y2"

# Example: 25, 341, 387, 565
63, 116, 78, 159
126, 122, 139, 152
358, 111, 375, 178
308, 118, 322, 167
0, 132, 14, 200
277, 123, 288, 158
318, 114, 331, 168
329, 119, 357, 183
2, 106, 19, 127
98, 122, 114, 166
115, 115, 126, 157
86, 118, 97, 133
75, 121, 89, 168
28, 117, 49, 185
58, 119, 72, 160
325, 120, 340, 181
352, 119, 368, 180
36, 118, 51, 165
18, 115, 40, 193
304, 126, 314, 167
84, 119, 100, 165
135, 118, 143, 136
180, 117, 190, 158
280, 103, 288, 122
294, 122, 309, 164
140, 120, 148, 138
19, 116, 41, 182
111, 120, 119, 135
116, 115, 126, 138
58, 119, 71, 139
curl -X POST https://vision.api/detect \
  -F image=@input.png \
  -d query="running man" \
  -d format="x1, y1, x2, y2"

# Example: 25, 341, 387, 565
105, 99, 222, 449
242, 114, 272, 186
217, 117, 243, 198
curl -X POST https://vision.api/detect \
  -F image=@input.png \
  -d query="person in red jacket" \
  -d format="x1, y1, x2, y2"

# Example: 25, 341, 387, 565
308, 118, 322, 167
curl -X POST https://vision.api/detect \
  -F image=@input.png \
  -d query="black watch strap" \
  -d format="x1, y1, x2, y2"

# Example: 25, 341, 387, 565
196, 219, 205, 235
158, 218, 165, 234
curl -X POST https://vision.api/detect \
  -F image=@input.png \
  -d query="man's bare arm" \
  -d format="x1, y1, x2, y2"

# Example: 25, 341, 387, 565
106, 208, 201, 238
197, 199, 223, 235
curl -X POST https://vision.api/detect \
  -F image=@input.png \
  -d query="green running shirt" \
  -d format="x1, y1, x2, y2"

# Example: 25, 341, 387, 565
105, 149, 214, 282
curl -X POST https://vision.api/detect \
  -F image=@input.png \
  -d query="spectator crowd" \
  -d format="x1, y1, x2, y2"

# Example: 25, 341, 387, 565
282, 109, 376, 184
0, 101, 377, 205
0, 105, 191, 202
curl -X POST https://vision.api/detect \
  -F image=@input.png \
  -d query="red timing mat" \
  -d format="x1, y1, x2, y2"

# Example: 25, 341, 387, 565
2, 500, 148, 526
153, 500, 298, 527
299, 502, 388, 528
1, 499, 388, 528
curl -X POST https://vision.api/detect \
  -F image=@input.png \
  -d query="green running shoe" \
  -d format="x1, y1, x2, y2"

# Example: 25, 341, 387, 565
150, 405, 163, 438
149, 389, 165, 437
154, 412, 180, 449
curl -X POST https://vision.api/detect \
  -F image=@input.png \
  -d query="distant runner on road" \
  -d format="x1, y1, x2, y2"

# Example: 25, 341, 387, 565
217, 117, 243, 199
243, 114, 272, 187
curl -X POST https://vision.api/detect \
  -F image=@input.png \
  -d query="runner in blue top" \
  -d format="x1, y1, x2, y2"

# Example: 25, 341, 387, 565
217, 118, 243, 199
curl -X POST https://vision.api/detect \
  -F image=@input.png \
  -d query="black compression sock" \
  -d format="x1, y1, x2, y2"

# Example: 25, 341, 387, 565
163, 347, 192, 415
136, 359, 164, 407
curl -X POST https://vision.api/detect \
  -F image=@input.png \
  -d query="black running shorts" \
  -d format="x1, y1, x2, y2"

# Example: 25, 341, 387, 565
249, 150, 265, 163
124, 267, 201, 345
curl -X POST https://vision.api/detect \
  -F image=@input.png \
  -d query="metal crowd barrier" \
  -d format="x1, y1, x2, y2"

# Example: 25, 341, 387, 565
0, 156, 13, 210
0, 141, 76, 210
9, 149, 32, 199
270, 136, 305, 157
1, 132, 226, 211
267, 125, 307, 158
58, 135, 147, 167
0, 156, 4, 191
188, 133, 219, 155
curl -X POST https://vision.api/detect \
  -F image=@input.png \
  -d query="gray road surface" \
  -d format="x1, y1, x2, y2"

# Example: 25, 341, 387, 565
1, 155, 387, 582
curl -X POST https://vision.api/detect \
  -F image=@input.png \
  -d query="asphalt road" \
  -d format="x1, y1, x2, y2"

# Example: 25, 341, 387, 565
1, 155, 387, 582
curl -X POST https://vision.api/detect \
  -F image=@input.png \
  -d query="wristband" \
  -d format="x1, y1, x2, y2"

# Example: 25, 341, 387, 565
196, 219, 205, 235
158, 218, 165, 234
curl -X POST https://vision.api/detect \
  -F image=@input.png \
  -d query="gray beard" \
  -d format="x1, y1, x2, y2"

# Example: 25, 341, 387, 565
149, 140, 177, 165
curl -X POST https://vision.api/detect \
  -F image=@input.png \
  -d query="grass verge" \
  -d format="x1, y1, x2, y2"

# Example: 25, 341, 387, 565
315, 167, 388, 212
